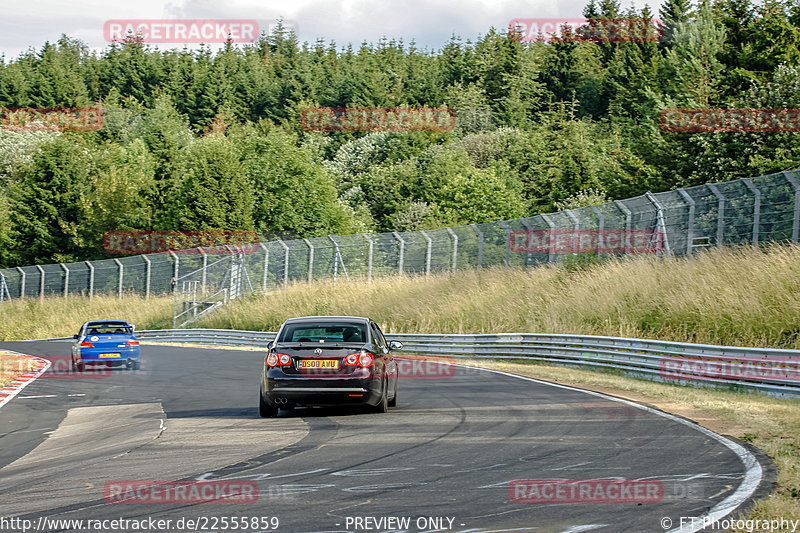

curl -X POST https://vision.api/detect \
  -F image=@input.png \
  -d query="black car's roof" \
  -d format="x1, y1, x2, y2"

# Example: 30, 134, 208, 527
282, 316, 370, 324
84, 320, 131, 326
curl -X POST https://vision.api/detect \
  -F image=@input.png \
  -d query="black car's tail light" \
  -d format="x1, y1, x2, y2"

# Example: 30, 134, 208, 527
266, 353, 293, 367
345, 352, 374, 367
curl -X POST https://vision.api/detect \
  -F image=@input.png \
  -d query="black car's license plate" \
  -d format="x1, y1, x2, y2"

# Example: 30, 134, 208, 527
298, 360, 338, 369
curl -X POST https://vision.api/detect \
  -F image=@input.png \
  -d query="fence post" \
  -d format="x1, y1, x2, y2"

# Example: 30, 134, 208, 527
16, 267, 25, 299
142, 256, 150, 300
446, 227, 458, 274
361, 234, 373, 282
742, 178, 761, 246
520, 219, 534, 266
259, 243, 270, 291
677, 189, 695, 256
328, 235, 349, 284
0, 272, 6, 302
645, 192, 672, 256
614, 200, 632, 253
392, 232, 405, 275
470, 224, 484, 269
113, 259, 123, 299
783, 170, 800, 244
498, 221, 511, 266
707, 184, 725, 248
303, 238, 314, 283
36, 265, 45, 300
277, 240, 289, 289
540, 214, 556, 263
566, 210, 580, 256
60, 263, 69, 297
170, 250, 180, 284
169, 251, 178, 328
590, 205, 605, 255
420, 231, 432, 275
198, 248, 207, 293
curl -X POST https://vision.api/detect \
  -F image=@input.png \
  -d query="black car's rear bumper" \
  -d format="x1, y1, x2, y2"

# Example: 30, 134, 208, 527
263, 375, 383, 407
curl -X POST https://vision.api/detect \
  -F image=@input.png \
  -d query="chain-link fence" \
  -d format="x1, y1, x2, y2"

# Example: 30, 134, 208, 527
2, 168, 799, 311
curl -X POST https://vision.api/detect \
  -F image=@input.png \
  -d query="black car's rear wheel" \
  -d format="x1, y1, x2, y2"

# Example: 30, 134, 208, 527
388, 378, 397, 407
259, 391, 278, 418
373, 379, 389, 413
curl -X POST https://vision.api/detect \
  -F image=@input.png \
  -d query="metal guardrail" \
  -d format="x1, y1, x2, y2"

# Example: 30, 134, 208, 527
136, 329, 800, 398
140, 328, 275, 346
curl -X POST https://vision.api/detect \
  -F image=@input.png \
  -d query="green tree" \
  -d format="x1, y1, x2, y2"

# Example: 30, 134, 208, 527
8, 135, 93, 264
659, 0, 692, 46
233, 125, 364, 236
167, 133, 254, 230
77, 139, 156, 255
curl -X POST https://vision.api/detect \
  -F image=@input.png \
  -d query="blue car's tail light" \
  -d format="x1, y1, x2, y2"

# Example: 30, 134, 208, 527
80, 340, 94, 348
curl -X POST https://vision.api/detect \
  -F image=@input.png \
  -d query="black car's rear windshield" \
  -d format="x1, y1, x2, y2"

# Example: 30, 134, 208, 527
85, 324, 132, 335
277, 322, 367, 343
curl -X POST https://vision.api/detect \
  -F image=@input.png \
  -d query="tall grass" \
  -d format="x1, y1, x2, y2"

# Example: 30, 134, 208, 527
3, 245, 800, 348
198, 244, 800, 349
0, 294, 174, 340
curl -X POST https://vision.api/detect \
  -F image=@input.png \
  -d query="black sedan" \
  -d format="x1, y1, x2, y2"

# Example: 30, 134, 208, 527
259, 316, 402, 417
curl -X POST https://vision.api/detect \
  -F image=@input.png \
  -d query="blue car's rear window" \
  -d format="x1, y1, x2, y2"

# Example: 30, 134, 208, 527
85, 325, 132, 335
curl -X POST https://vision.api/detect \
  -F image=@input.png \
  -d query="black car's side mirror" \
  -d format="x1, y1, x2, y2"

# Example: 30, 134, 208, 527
73, 334, 79, 339
388, 340, 403, 351
266, 341, 274, 350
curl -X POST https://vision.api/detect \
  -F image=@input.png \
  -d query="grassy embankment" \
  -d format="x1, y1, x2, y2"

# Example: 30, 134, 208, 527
0, 294, 174, 341
0, 245, 798, 526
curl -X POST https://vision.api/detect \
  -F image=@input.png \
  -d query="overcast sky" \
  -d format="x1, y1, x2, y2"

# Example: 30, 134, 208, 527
1, 0, 666, 60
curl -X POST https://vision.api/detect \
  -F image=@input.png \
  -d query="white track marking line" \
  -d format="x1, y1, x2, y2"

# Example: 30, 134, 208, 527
0, 351, 51, 410
464, 365, 763, 533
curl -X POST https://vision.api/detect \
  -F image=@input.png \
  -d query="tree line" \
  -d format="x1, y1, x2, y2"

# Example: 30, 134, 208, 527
1, 0, 799, 267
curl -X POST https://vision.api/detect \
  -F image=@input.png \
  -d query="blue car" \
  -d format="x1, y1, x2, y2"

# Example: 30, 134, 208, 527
71, 320, 140, 371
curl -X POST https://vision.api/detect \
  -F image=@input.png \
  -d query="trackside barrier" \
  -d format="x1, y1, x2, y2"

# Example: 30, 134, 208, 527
134, 329, 800, 398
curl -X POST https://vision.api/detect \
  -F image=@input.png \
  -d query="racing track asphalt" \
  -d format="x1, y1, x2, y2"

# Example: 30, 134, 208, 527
0, 340, 775, 533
